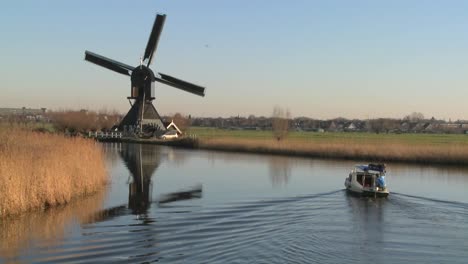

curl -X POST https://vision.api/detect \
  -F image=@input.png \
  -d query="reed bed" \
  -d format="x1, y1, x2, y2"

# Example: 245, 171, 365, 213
0, 128, 108, 217
198, 137, 468, 166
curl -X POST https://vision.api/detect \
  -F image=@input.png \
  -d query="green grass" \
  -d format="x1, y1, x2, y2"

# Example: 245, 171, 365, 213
188, 127, 468, 146
189, 127, 468, 165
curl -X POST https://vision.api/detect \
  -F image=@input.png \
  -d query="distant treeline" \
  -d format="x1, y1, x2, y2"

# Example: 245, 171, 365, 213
0, 109, 121, 134
48, 109, 121, 134
2, 108, 467, 134
190, 113, 468, 134
0, 108, 198, 135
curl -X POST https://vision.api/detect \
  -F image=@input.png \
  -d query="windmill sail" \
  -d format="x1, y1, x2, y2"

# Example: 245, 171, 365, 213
84, 13, 206, 136
84, 51, 133, 76
143, 14, 166, 66
156, 73, 205, 97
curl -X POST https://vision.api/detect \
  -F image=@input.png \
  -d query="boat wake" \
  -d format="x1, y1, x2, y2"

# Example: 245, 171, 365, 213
2, 190, 467, 264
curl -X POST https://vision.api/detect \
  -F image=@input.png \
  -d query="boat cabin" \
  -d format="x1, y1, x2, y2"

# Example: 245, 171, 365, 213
355, 173, 374, 188
345, 163, 389, 197
353, 165, 385, 185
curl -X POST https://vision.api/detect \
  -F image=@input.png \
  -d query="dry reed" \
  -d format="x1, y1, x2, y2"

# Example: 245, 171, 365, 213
199, 138, 468, 165
0, 128, 108, 217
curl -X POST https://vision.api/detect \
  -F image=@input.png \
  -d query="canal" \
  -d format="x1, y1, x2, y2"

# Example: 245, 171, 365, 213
1, 143, 467, 263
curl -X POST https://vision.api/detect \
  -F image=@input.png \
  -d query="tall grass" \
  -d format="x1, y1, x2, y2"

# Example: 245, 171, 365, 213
198, 137, 468, 166
0, 127, 108, 217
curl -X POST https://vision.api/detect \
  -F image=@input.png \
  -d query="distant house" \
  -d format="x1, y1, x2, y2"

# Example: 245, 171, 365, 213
411, 122, 430, 133
166, 120, 182, 135
0, 107, 47, 121
424, 123, 438, 133
328, 121, 337, 132
346, 122, 358, 131
400, 122, 412, 133
440, 123, 462, 133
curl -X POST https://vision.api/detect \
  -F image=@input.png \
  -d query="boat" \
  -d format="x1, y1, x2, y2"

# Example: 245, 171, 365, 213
344, 163, 389, 197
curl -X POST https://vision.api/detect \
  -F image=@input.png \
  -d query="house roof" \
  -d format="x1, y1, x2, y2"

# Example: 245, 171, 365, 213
166, 120, 182, 134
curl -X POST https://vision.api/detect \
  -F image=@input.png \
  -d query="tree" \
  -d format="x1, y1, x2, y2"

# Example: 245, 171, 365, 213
366, 119, 385, 134
382, 118, 400, 133
272, 106, 291, 141
48, 109, 122, 134
367, 118, 400, 133
404, 112, 425, 122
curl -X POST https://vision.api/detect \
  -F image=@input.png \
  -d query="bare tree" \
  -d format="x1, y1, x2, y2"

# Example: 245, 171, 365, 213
367, 118, 400, 133
366, 119, 385, 134
49, 109, 122, 134
404, 112, 425, 122
382, 118, 400, 133
272, 106, 291, 141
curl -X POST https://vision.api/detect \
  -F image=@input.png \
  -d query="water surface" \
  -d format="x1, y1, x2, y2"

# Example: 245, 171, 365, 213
1, 143, 467, 263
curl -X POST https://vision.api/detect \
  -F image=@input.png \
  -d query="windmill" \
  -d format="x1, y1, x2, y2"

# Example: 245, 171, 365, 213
84, 13, 205, 136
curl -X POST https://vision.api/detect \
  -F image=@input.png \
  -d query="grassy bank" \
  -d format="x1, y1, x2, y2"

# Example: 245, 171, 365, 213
189, 127, 468, 165
0, 127, 108, 217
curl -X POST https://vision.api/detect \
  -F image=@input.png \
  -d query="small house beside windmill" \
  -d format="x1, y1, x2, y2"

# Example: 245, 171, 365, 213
160, 120, 183, 139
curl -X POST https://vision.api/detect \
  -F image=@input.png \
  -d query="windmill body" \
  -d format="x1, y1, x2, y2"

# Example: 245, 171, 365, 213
84, 13, 205, 136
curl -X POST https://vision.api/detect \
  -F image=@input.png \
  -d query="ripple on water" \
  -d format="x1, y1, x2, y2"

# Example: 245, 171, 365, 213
2, 190, 468, 264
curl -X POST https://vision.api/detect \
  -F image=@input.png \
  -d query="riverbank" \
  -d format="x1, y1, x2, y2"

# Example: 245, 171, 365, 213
98, 135, 198, 147
0, 128, 108, 217
190, 128, 468, 166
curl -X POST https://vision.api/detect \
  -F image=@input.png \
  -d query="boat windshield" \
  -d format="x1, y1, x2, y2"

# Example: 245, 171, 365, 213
356, 173, 375, 187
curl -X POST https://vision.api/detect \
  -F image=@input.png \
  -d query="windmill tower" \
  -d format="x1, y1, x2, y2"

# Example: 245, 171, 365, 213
84, 13, 205, 136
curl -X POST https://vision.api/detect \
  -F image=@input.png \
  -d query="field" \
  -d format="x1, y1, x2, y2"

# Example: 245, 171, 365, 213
0, 125, 108, 217
188, 127, 468, 165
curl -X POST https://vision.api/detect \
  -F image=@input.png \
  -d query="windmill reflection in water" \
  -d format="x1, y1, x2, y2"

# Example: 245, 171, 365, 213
120, 144, 158, 214
120, 144, 202, 215
86, 144, 202, 224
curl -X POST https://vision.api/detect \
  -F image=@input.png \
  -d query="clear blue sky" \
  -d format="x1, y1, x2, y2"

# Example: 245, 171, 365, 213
1, 0, 468, 120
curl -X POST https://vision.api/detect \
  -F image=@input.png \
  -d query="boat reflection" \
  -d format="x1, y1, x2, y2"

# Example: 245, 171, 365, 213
345, 193, 386, 259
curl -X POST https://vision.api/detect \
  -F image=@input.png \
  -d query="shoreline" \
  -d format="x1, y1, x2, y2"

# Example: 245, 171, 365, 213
97, 135, 468, 167
196, 138, 468, 167
97, 136, 198, 147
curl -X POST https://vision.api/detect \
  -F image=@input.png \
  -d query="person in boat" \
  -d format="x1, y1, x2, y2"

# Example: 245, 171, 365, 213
376, 174, 386, 188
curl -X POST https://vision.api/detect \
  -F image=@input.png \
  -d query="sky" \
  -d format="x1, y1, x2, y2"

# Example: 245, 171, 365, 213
1, 0, 468, 120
